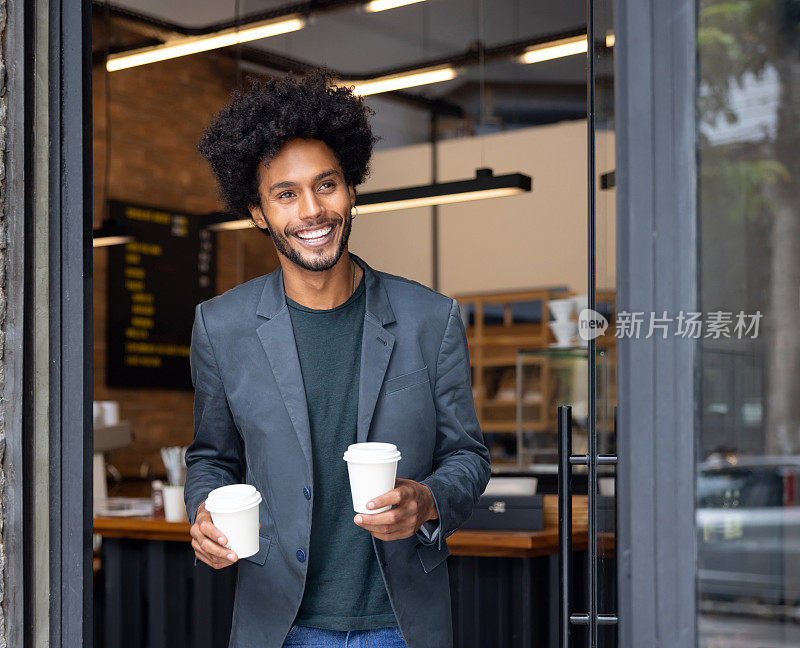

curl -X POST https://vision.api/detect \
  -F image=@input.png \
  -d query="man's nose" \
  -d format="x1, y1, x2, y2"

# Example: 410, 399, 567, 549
299, 189, 324, 220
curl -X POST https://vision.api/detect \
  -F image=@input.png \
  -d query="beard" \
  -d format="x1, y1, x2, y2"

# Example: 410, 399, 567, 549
260, 208, 352, 272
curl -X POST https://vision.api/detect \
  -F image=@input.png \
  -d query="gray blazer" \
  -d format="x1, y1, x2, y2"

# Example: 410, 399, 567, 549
184, 253, 491, 648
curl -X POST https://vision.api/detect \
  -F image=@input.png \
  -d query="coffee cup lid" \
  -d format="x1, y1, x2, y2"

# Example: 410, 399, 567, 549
205, 484, 262, 514
343, 442, 401, 464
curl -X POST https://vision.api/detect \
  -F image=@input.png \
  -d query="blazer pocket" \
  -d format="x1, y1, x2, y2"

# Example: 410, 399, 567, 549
384, 366, 429, 396
241, 534, 271, 566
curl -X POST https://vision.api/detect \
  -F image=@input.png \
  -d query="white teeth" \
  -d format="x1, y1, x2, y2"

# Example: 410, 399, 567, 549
296, 225, 333, 240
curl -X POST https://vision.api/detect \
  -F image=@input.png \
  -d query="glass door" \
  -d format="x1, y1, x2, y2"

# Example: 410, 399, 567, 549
558, 0, 618, 645
593, 0, 617, 645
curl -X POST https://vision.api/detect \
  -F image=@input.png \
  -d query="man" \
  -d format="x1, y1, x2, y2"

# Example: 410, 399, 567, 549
185, 69, 490, 648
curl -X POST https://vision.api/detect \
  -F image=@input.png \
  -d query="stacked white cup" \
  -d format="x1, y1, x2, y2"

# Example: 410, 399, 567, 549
548, 298, 577, 347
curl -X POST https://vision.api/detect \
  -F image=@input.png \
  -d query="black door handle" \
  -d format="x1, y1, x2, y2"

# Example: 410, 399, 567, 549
559, 404, 619, 647
558, 405, 574, 648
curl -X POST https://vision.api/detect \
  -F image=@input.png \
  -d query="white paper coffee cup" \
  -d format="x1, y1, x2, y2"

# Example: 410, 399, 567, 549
163, 485, 188, 522
343, 442, 401, 514
204, 484, 263, 559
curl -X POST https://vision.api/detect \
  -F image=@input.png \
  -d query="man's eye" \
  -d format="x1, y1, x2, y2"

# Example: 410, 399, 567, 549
278, 191, 294, 199
320, 182, 335, 190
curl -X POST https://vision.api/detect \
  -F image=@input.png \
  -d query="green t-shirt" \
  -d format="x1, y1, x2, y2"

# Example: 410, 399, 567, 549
286, 272, 397, 630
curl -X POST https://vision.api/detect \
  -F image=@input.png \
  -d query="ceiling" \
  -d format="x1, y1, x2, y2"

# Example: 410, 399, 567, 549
101, 0, 589, 146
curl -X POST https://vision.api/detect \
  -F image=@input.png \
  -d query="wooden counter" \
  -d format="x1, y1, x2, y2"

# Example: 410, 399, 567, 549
94, 516, 190, 543
93, 520, 599, 558
94, 494, 606, 559
93, 494, 604, 558
448, 527, 587, 557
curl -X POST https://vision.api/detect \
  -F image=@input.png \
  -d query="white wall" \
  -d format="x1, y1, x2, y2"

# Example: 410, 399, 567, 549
350, 141, 434, 286
350, 120, 616, 297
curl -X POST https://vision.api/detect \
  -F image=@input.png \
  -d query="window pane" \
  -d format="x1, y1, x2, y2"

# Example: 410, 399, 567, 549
697, 1, 800, 645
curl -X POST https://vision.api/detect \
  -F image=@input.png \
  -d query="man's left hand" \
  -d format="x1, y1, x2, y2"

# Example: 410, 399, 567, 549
354, 478, 438, 541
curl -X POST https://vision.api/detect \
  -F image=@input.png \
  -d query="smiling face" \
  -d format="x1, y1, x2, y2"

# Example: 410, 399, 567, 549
249, 138, 356, 272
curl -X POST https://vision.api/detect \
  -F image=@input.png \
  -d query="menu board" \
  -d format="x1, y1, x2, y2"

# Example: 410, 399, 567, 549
106, 200, 217, 390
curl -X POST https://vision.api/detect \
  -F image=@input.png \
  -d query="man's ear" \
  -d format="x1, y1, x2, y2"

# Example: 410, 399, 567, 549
248, 204, 267, 229
348, 185, 356, 208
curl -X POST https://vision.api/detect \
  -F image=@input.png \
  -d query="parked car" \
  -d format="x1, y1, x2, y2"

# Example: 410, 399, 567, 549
696, 455, 800, 608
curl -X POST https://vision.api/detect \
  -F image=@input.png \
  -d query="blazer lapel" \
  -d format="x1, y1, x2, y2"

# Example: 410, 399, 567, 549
352, 254, 397, 444
255, 268, 313, 475
357, 319, 395, 443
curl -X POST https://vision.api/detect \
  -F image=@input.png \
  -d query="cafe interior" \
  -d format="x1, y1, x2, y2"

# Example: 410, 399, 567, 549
91, 1, 616, 646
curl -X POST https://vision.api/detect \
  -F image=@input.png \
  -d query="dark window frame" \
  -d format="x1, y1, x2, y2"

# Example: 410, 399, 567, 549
49, 0, 94, 645
615, 0, 699, 644
10, 0, 93, 645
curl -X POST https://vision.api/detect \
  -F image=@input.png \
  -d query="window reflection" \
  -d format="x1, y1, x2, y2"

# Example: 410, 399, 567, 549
697, 1, 800, 645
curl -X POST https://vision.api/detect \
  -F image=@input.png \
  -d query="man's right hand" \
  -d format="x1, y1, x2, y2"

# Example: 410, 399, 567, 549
190, 501, 238, 569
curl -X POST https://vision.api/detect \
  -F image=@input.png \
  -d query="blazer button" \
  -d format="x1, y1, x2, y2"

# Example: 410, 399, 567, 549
303, 487, 311, 500
296, 549, 306, 563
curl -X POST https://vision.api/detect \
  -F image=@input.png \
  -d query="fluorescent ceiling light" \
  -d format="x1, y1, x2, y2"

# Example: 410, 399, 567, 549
206, 219, 253, 232
347, 66, 458, 96
365, 0, 426, 11
93, 235, 135, 248
356, 168, 531, 214
93, 220, 134, 247
357, 187, 524, 213
198, 211, 257, 232
520, 35, 587, 64
107, 17, 306, 72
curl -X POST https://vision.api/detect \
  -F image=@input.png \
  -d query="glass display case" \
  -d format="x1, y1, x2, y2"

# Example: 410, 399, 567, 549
481, 347, 615, 473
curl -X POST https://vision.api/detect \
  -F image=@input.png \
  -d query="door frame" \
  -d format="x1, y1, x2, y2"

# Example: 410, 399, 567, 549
49, 0, 95, 645
49, 0, 94, 648
615, 0, 698, 645
7, 0, 94, 645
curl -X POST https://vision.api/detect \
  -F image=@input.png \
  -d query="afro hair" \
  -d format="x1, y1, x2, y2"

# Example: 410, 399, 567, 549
198, 68, 379, 219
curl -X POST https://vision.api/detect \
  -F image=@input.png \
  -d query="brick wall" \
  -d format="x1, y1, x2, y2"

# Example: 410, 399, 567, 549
93, 19, 279, 478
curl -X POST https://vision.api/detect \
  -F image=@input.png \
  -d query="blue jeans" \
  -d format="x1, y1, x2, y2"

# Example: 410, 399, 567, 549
281, 625, 407, 647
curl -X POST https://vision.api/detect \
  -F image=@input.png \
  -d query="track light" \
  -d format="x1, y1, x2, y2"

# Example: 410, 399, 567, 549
356, 168, 531, 213
106, 16, 305, 72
